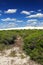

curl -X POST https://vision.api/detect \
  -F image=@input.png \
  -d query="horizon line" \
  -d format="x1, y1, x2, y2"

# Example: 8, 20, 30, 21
0, 27, 43, 30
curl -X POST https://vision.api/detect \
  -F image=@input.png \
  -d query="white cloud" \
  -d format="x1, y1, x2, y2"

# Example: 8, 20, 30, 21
36, 22, 43, 27
26, 19, 38, 27
38, 9, 41, 12
17, 20, 23, 22
1, 18, 23, 23
27, 19, 37, 22
26, 19, 43, 27
4, 9, 17, 14
30, 11, 35, 13
21, 11, 30, 15
33, 21, 37, 24
0, 14, 1, 16
7, 22, 18, 28
26, 13, 43, 18
26, 22, 37, 27
1, 18, 16, 22
0, 22, 18, 29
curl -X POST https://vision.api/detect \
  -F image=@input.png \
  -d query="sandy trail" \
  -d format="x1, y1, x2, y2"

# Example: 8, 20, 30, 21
0, 36, 40, 65
0, 46, 40, 65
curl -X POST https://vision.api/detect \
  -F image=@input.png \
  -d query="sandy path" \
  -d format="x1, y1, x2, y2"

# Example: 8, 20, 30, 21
0, 36, 40, 65
0, 47, 40, 65
0, 47, 29, 65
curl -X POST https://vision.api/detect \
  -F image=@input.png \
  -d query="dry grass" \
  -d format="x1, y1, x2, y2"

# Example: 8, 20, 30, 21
9, 51, 17, 57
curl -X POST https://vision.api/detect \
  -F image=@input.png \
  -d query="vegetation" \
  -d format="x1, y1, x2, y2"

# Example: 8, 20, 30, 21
0, 29, 43, 65
9, 51, 16, 57
0, 30, 17, 51
23, 30, 43, 65
20, 53, 26, 59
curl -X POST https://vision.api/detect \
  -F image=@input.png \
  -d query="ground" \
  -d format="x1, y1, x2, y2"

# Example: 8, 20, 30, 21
0, 36, 40, 65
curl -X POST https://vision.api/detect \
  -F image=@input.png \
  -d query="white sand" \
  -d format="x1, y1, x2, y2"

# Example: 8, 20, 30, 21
0, 47, 40, 65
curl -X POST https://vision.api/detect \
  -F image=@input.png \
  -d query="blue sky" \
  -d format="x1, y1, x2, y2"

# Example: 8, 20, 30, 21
0, 0, 43, 29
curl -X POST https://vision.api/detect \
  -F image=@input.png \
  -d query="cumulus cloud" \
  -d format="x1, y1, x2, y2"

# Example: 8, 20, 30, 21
38, 9, 41, 12
26, 19, 43, 27
26, 13, 43, 18
4, 9, 17, 14
7, 22, 18, 28
0, 21, 18, 29
1, 18, 16, 22
0, 14, 2, 16
1, 18, 23, 23
16, 20, 23, 22
30, 11, 35, 13
21, 11, 30, 15
39, 22, 43, 27
27, 19, 38, 22
26, 19, 37, 26
26, 22, 37, 27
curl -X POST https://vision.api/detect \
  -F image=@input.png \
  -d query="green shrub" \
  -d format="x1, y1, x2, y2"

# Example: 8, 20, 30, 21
23, 31, 43, 65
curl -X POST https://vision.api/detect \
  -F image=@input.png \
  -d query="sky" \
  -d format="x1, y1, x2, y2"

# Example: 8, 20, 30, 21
0, 0, 43, 29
